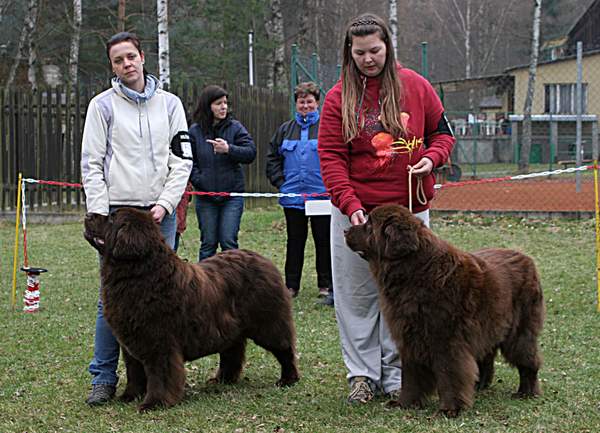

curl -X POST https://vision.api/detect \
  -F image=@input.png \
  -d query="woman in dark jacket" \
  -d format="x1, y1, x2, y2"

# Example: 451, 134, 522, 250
189, 85, 256, 260
266, 82, 332, 303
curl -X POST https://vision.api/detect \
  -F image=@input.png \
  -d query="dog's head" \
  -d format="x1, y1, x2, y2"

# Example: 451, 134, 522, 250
345, 205, 422, 261
83, 213, 109, 255
102, 208, 164, 261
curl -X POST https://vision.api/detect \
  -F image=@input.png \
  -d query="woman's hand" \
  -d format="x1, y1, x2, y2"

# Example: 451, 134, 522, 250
150, 204, 167, 224
407, 157, 433, 176
207, 138, 229, 154
350, 209, 367, 225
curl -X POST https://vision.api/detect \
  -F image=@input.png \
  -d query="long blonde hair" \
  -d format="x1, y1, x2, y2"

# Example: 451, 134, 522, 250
341, 14, 403, 142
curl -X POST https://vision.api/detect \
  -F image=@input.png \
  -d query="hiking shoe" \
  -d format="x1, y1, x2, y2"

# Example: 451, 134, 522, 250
86, 384, 116, 406
318, 287, 330, 297
348, 377, 374, 404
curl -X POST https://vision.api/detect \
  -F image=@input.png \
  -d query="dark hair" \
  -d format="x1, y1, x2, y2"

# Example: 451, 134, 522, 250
341, 13, 403, 142
106, 32, 142, 62
294, 82, 320, 102
192, 85, 229, 133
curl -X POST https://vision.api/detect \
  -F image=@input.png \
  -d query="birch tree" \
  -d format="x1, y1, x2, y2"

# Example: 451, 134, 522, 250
519, 0, 543, 173
118, 0, 126, 32
157, 0, 170, 87
265, 0, 285, 90
4, 0, 38, 91
4, 4, 27, 90
68, 0, 82, 88
429, 0, 518, 78
26, 0, 39, 90
389, 0, 398, 59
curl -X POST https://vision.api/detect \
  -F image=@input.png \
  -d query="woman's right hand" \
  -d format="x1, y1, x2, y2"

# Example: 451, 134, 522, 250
350, 209, 367, 225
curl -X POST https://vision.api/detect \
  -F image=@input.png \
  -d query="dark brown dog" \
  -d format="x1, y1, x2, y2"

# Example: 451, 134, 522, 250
344, 204, 544, 417
84, 208, 299, 411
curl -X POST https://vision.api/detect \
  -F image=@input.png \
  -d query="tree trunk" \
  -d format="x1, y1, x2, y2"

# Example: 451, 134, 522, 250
4, 5, 28, 90
465, 0, 474, 112
313, 0, 321, 64
118, 0, 126, 32
519, 0, 543, 173
265, 0, 285, 90
297, 0, 309, 51
26, 0, 39, 90
68, 0, 82, 88
157, 0, 170, 87
389, 0, 398, 59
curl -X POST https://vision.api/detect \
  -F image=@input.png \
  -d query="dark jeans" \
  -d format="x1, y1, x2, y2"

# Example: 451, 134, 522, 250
283, 207, 332, 292
195, 196, 244, 260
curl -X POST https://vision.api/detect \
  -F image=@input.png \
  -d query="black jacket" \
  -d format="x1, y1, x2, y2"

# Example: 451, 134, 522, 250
189, 116, 256, 198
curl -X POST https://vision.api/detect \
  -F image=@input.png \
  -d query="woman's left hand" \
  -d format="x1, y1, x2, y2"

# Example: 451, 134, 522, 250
150, 204, 167, 224
407, 157, 433, 177
208, 138, 229, 154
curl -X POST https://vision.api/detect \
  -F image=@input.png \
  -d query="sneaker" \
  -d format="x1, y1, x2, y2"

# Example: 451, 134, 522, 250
318, 287, 329, 297
86, 384, 116, 406
317, 292, 334, 307
385, 388, 402, 400
288, 287, 299, 298
347, 377, 374, 404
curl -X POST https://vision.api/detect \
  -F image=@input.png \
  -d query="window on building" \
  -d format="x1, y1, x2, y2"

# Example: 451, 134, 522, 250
544, 83, 588, 114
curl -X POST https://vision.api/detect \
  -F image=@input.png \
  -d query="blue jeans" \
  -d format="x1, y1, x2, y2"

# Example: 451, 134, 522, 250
195, 196, 244, 261
88, 208, 176, 386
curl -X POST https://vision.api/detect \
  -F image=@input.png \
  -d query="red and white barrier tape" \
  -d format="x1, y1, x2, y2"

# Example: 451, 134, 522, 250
21, 164, 594, 196
433, 164, 593, 189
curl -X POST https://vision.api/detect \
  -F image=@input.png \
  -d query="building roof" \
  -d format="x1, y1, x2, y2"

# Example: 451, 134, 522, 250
566, 0, 599, 37
504, 48, 600, 73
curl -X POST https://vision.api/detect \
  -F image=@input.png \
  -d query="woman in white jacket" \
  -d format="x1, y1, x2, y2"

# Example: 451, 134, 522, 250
80, 32, 192, 406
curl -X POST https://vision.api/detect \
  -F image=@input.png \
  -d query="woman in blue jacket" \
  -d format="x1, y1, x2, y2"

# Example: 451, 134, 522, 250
266, 82, 332, 304
189, 85, 256, 260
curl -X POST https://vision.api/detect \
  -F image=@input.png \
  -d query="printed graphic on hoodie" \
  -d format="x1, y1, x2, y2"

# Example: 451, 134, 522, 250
364, 110, 423, 172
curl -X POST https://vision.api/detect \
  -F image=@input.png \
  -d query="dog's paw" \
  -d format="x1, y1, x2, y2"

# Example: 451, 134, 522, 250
276, 375, 300, 387
386, 399, 423, 410
386, 399, 404, 409
118, 392, 141, 403
137, 399, 163, 412
512, 390, 541, 399
436, 408, 461, 418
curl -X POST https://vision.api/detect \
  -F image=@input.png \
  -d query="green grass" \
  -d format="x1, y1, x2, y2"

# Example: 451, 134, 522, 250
1, 208, 599, 432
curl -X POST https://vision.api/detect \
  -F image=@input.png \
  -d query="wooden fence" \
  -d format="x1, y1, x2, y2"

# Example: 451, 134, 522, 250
0, 84, 289, 214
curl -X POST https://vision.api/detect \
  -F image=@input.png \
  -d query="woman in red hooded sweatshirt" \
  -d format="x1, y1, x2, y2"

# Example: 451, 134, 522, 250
317, 13, 455, 404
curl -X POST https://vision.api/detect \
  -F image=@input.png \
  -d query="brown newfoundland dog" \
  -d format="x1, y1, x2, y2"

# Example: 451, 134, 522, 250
344, 204, 544, 417
84, 208, 299, 411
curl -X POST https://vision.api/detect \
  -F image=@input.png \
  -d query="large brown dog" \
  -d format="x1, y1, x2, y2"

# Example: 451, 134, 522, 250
84, 208, 299, 411
344, 204, 544, 417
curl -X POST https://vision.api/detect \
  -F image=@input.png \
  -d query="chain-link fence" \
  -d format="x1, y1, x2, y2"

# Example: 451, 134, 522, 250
429, 38, 598, 216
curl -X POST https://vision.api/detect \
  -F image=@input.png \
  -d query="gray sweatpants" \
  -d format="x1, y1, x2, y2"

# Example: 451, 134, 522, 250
331, 205, 429, 393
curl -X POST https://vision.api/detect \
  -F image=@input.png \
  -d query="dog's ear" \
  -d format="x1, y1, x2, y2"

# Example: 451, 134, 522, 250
380, 215, 420, 259
83, 213, 108, 254
108, 210, 158, 260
